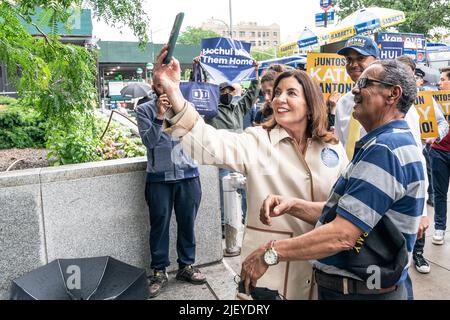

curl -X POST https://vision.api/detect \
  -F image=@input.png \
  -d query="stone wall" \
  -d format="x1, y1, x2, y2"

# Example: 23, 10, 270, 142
0, 157, 222, 299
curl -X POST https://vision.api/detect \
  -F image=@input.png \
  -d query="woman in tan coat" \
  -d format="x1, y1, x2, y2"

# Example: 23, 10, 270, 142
153, 46, 348, 299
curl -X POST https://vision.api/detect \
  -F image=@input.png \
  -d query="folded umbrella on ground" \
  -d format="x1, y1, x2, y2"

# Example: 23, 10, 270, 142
10, 256, 149, 300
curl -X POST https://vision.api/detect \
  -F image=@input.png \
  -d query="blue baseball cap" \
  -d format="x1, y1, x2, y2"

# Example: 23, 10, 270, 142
337, 36, 380, 58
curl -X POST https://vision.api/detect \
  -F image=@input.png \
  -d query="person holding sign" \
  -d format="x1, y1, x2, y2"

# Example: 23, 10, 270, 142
153, 45, 348, 299
430, 67, 450, 246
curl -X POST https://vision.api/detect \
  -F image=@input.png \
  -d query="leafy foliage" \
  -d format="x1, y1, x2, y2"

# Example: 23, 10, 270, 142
177, 26, 221, 45
251, 47, 278, 61
0, 96, 18, 106
0, 103, 46, 149
335, 0, 450, 38
0, 0, 150, 165
95, 116, 146, 160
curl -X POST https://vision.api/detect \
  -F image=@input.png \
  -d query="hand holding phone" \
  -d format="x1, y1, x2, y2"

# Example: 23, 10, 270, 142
163, 12, 184, 64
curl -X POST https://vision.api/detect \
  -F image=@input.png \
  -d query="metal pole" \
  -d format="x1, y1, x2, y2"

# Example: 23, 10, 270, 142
229, 0, 233, 38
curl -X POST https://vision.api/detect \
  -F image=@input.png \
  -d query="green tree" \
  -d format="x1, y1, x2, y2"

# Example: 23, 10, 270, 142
177, 26, 220, 45
0, 1, 150, 164
335, 0, 450, 38
250, 47, 278, 61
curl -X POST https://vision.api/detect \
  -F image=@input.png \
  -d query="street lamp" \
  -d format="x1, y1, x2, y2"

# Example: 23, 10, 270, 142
228, 0, 233, 39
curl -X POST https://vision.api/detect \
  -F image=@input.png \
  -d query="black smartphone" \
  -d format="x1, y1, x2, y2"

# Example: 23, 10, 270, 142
163, 12, 184, 64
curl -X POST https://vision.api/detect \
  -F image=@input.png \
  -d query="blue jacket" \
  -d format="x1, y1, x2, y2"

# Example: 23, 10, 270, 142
136, 95, 199, 182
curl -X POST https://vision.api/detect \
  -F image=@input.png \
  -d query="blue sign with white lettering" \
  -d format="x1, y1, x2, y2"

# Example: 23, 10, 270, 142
200, 37, 254, 84
377, 32, 427, 63
379, 41, 404, 60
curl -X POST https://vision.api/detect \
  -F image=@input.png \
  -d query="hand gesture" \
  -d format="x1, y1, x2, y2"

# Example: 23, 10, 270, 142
156, 94, 171, 119
326, 92, 341, 113
153, 44, 181, 92
240, 245, 268, 294
260, 194, 295, 226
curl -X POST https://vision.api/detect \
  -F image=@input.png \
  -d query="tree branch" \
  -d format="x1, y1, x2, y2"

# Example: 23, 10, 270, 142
14, 11, 55, 49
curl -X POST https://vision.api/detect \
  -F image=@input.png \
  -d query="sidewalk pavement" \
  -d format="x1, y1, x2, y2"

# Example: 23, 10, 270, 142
151, 202, 450, 300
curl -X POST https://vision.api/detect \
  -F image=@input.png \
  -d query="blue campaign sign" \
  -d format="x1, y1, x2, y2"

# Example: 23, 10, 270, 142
320, 0, 333, 9
200, 37, 254, 84
377, 32, 426, 63
379, 41, 404, 60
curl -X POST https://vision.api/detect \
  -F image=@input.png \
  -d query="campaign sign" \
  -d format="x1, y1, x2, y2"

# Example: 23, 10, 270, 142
306, 52, 354, 99
377, 32, 426, 63
379, 41, 403, 60
200, 37, 254, 84
431, 90, 450, 125
415, 91, 439, 139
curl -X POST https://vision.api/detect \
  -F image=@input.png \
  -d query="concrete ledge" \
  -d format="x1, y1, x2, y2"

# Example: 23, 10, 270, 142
39, 156, 147, 183
0, 158, 221, 299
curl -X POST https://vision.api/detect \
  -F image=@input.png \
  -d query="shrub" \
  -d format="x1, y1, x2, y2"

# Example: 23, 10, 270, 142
0, 103, 46, 149
95, 116, 146, 160
0, 96, 17, 106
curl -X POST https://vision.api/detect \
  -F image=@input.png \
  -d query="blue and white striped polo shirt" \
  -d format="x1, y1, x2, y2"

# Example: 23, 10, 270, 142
313, 120, 425, 284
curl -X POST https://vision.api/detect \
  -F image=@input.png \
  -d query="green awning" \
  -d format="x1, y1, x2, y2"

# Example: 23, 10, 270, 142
98, 41, 201, 64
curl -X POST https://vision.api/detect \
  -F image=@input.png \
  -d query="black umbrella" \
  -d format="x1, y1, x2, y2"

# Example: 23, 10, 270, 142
120, 82, 152, 98
10, 256, 149, 300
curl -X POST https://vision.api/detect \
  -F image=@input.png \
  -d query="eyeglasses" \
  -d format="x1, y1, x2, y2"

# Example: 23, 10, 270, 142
355, 77, 395, 89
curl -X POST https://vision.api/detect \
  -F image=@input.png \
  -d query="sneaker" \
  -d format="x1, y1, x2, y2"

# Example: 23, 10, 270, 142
148, 270, 168, 298
432, 230, 445, 245
413, 253, 430, 274
176, 265, 207, 285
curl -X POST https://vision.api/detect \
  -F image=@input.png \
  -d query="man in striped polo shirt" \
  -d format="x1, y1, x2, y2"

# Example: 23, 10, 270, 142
241, 59, 425, 300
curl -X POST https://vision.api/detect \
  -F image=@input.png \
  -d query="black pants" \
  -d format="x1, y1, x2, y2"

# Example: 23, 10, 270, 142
430, 148, 450, 231
145, 177, 202, 270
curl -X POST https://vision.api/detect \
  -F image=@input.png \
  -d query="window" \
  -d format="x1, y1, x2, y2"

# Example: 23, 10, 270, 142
273, 32, 278, 36
251, 41, 256, 46
273, 41, 278, 45
239, 31, 245, 37
258, 32, 261, 37
258, 41, 261, 46
251, 31, 256, 37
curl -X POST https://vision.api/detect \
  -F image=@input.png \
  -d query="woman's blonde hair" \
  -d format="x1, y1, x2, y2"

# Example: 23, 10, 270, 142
262, 70, 338, 145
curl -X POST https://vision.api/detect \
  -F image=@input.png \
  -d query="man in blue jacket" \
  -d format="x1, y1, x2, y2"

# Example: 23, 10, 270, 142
136, 83, 206, 298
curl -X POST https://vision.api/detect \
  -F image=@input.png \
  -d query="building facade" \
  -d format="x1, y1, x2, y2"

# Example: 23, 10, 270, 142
201, 20, 280, 49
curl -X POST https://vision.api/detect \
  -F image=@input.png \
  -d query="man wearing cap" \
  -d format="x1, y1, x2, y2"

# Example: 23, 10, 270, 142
207, 65, 261, 246
415, 68, 426, 88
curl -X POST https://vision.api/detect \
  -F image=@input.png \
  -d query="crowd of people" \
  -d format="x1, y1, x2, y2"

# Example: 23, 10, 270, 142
135, 35, 450, 300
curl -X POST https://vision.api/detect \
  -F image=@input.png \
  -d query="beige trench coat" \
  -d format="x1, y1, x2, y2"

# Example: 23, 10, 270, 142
166, 104, 349, 299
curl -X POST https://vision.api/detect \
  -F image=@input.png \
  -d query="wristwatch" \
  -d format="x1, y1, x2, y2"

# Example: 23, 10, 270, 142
263, 240, 279, 266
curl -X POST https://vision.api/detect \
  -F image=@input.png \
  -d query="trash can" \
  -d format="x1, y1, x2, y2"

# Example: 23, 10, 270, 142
223, 172, 246, 257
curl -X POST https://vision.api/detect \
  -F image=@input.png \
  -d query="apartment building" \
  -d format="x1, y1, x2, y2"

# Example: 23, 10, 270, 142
201, 20, 280, 49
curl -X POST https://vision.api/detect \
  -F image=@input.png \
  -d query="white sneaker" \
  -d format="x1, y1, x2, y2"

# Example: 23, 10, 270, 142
432, 230, 445, 245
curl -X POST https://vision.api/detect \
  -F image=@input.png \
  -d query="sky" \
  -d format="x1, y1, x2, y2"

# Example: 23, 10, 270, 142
92, 0, 330, 44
